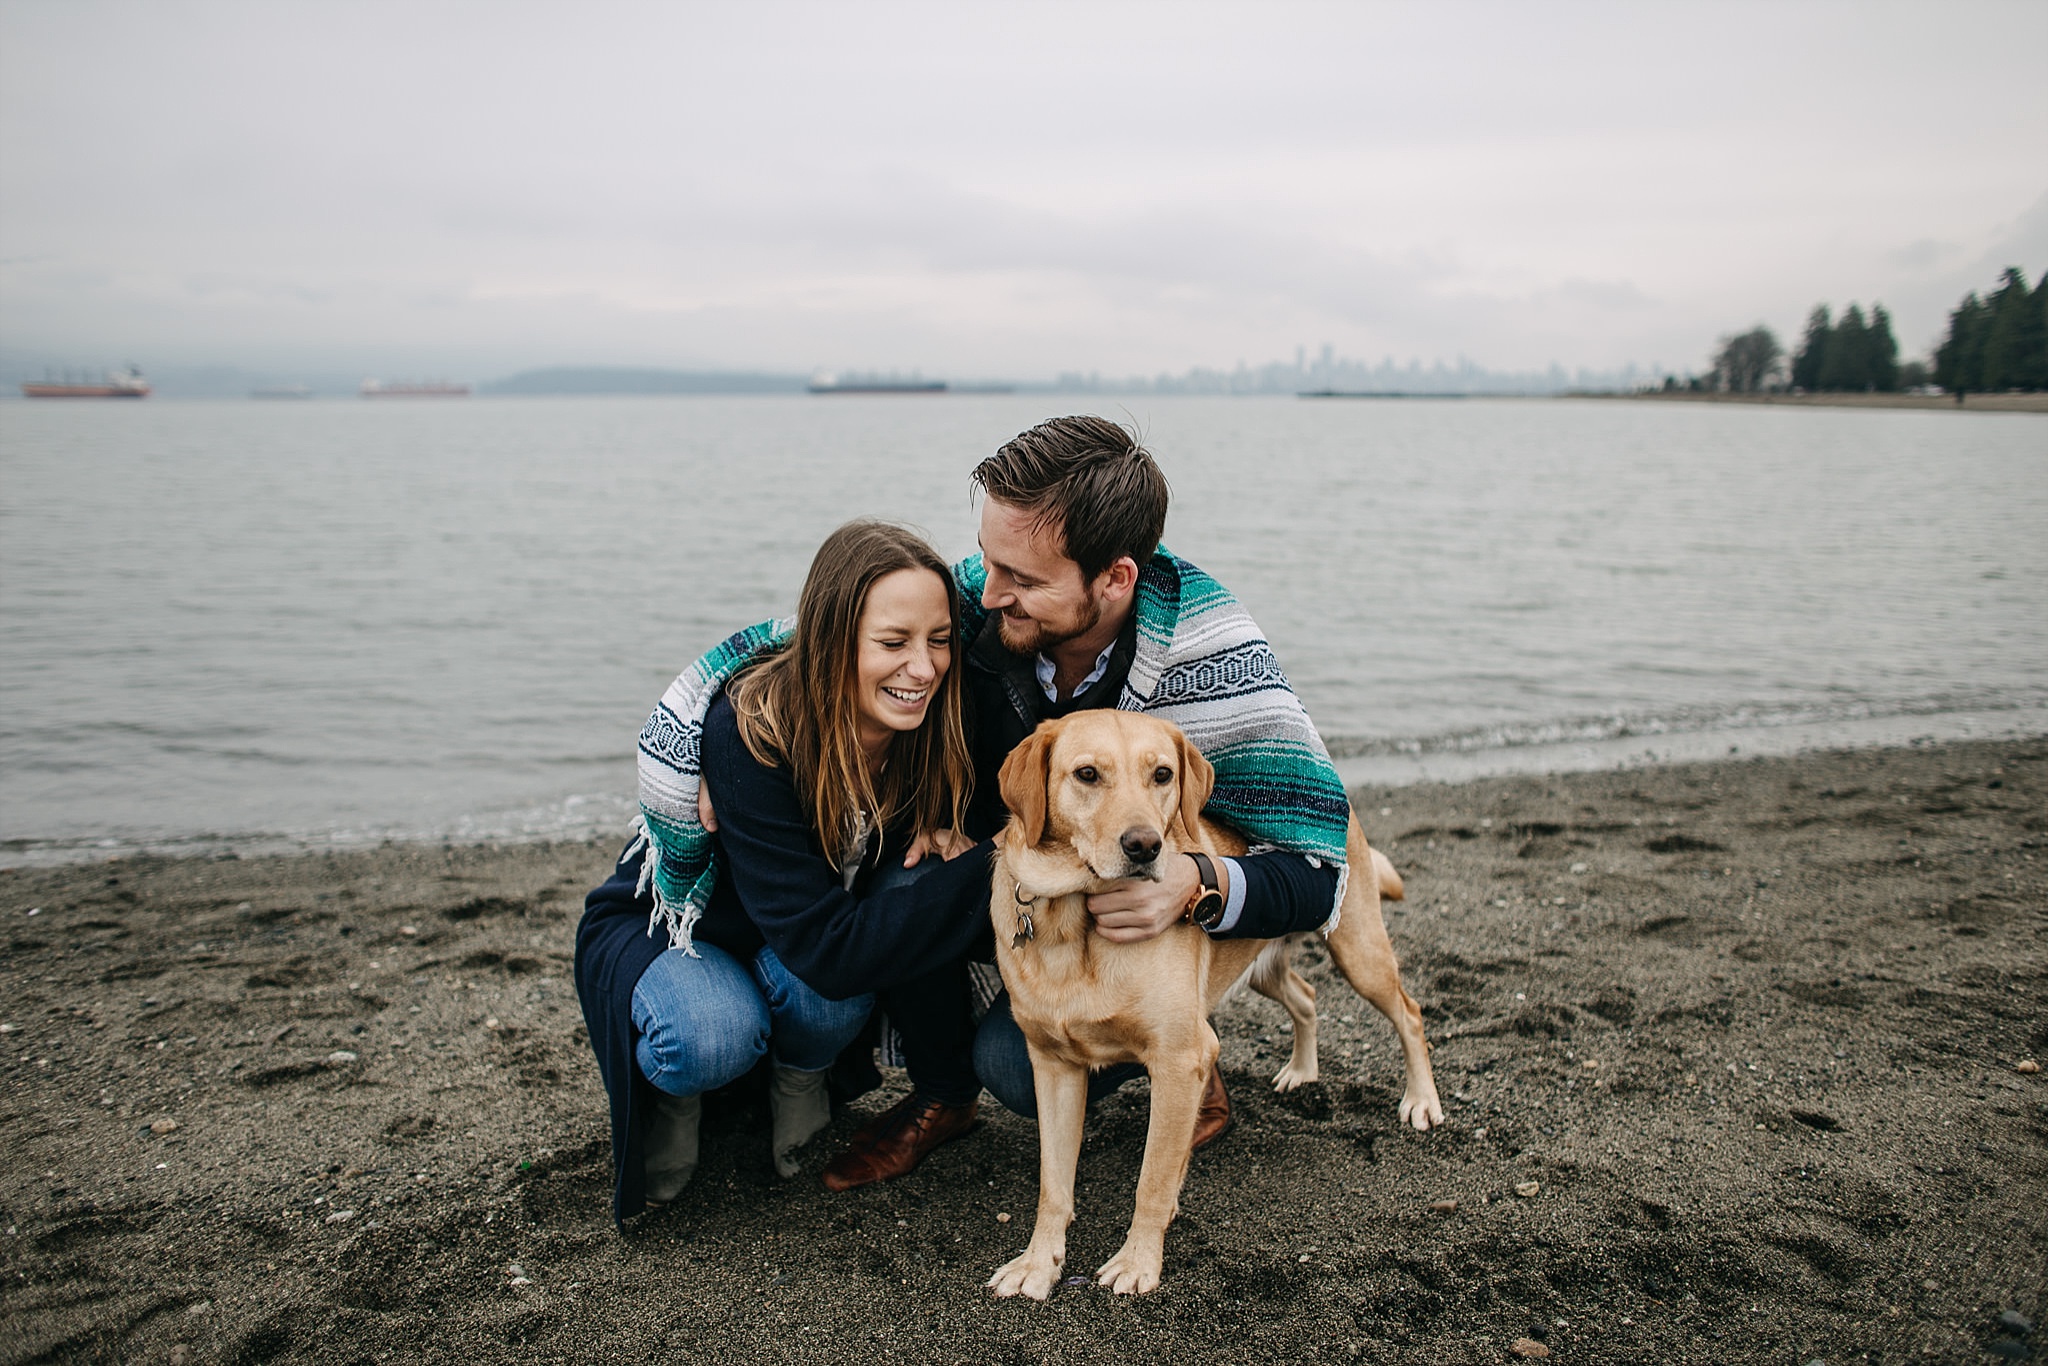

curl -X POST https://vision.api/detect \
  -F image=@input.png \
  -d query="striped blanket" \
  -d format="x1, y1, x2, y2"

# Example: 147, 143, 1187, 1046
634, 550, 1352, 953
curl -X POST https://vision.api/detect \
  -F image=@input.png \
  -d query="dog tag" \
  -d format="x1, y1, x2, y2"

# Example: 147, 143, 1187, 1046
1012, 908, 1035, 948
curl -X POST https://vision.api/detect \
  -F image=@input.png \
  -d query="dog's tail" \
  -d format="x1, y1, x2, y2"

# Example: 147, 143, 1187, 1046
1370, 847, 1404, 902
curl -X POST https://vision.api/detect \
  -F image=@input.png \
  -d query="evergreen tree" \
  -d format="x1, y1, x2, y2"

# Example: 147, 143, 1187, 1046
2026, 267, 2048, 390
1818, 304, 1870, 391
1934, 292, 1988, 396
1791, 304, 1831, 391
1867, 304, 1900, 392
1980, 268, 2033, 392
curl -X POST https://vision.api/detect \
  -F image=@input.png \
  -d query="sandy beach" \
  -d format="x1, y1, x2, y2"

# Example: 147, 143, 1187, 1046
3, 737, 2043, 1364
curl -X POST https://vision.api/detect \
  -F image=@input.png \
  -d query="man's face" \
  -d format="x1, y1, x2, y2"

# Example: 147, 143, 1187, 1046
977, 499, 1102, 656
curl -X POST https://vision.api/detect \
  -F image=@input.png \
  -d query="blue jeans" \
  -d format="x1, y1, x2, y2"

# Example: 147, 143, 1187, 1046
632, 942, 874, 1098
973, 993, 1145, 1117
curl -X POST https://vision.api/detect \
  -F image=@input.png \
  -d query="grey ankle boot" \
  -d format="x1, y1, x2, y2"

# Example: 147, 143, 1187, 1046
769, 1064, 831, 1178
644, 1091, 701, 1203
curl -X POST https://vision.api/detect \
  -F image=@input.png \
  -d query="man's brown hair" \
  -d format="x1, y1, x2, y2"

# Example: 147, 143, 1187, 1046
971, 415, 1170, 581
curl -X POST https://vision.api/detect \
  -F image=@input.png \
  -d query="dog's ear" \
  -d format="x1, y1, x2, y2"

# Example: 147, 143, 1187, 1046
997, 723, 1057, 848
1172, 728, 1216, 841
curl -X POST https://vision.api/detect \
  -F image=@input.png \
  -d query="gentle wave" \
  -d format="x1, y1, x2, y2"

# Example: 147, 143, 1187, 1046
11, 695, 2045, 868
1319, 687, 2048, 759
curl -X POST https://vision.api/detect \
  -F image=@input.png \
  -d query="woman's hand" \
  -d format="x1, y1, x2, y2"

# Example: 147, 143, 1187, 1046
904, 828, 975, 867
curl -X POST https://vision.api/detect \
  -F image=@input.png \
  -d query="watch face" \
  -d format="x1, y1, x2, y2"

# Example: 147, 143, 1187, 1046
1193, 891, 1225, 928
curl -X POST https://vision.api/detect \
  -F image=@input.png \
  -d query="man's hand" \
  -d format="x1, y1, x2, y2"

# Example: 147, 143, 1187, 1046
1087, 854, 1220, 944
697, 778, 717, 833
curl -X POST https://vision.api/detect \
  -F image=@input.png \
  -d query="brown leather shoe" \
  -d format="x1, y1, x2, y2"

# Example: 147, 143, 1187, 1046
1190, 1064, 1232, 1152
821, 1092, 979, 1192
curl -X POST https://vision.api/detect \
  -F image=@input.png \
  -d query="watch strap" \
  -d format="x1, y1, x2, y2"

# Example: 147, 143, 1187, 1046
1183, 851, 1225, 930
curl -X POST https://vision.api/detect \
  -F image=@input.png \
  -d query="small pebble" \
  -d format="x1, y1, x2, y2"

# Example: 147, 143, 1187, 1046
2017, 1059, 2040, 1074
1509, 1340, 1551, 1359
2000, 1309, 2033, 1333
1515, 1181, 1541, 1198
484, 1018, 501, 1030
1987, 1343, 2027, 1361
149, 1118, 179, 1135
1060, 1275, 1089, 1288
1298, 1253, 1311, 1263
0, 1023, 15, 1034
169, 1347, 193, 1366
1570, 863, 1588, 874
324, 1209, 356, 1224
185, 1300, 210, 1315
326, 1051, 358, 1066
1429, 1199, 1458, 1213
506, 1263, 525, 1277
1921, 1278, 1938, 1290
996, 1212, 1011, 1223
1581, 1059, 1600, 1070
401, 925, 419, 937
509, 1276, 532, 1287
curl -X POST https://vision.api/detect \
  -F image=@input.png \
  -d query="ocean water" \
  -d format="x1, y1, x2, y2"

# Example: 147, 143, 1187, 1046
3, 394, 2043, 862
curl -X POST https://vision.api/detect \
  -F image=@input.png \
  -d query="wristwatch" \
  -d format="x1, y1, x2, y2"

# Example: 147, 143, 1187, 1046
1183, 851, 1226, 931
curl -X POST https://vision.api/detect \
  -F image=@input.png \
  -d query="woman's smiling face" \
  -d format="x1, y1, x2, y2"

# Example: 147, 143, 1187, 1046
852, 567, 953, 758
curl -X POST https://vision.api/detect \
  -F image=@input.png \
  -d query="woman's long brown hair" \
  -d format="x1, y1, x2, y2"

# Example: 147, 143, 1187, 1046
725, 520, 973, 869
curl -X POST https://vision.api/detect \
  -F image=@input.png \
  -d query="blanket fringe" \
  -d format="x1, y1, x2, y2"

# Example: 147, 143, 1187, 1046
1323, 854, 1348, 936
630, 815, 703, 957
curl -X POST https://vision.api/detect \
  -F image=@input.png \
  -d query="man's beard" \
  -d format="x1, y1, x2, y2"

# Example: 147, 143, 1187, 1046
996, 596, 1101, 657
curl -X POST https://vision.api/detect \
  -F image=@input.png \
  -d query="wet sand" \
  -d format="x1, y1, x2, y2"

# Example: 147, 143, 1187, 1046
2, 738, 2043, 1364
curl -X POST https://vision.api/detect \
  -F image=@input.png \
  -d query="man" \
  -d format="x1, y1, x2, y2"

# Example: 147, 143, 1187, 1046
821, 414, 1353, 1187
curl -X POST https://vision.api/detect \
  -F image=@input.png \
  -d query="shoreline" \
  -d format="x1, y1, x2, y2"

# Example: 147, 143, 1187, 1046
12, 703, 2045, 873
1577, 390, 2048, 414
3, 736, 2042, 1361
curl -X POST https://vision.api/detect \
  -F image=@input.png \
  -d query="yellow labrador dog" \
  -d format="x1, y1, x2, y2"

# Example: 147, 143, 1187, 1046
986, 710, 1442, 1300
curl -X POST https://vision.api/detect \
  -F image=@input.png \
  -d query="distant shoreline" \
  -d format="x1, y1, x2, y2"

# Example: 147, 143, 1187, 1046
1576, 389, 2048, 414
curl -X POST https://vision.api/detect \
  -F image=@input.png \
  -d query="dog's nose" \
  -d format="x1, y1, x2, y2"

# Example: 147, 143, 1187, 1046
1119, 827, 1161, 864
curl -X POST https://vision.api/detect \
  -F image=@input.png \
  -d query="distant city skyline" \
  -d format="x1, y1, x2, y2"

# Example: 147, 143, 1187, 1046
0, 341, 1663, 400
4, 1, 2045, 382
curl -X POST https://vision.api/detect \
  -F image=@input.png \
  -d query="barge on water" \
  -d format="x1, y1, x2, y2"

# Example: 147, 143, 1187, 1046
360, 379, 470, 398
21, 366, 151, 399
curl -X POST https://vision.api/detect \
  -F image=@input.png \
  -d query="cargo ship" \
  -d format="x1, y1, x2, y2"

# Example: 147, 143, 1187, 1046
359, 379, 470, 398
21, 366, 151, 399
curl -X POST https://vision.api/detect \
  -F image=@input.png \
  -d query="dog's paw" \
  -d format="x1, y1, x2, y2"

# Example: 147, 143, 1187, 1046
987, 1248, 1063, 1301
1271, 1058, 1318, 1091
1399, 1086, 1445, 1131
1095, 1238, 1164, 1296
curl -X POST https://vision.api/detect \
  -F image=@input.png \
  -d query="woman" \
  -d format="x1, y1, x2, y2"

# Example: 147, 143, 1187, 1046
575, 520, 995, 1224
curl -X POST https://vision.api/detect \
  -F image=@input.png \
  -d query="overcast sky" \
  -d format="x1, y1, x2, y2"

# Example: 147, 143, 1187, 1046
3, 0, 2045, 380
